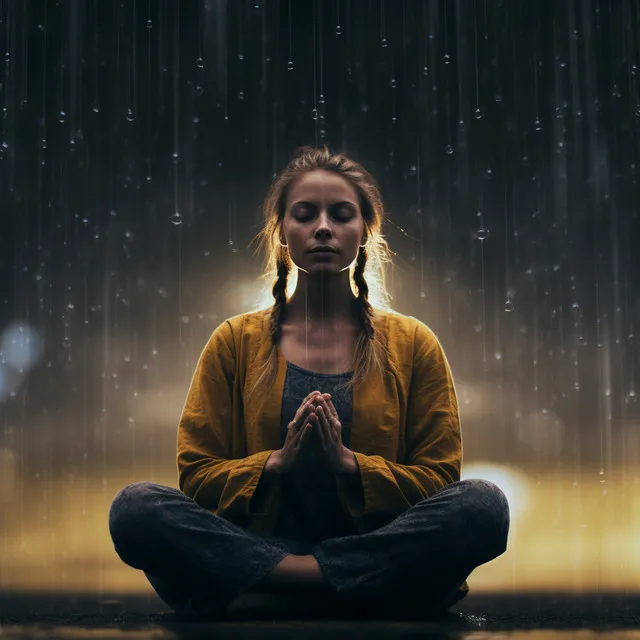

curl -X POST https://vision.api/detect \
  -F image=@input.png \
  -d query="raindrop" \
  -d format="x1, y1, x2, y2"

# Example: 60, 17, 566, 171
126, 108, 135, 122
494, 352, 502, 360
238, 90, 244, 100
196, 57, 204, 68
571, 302, 580, 311
534, 117, 542, 131
445, 145, 454, 155
67, 303, 75, 310
494, 94, 503, 103
228, 239, 238, 253
627, 333, 635, 345
504, 299, 514, 312
625, 389, 637, 404
574, 381, 580, 391
319, 94, 325, 106
473, 108, 482, 120
443, 53, 451, 64
390, 78, 397, 88
172, 151, 180, 162
40, 138, 47, 149
635, 105, 640, 117
92, 103, 100, 113
58, 111, 66, 123
381, 38, 388, 48
146, 19, 153, 28
287, 60, 294, 71
408, 165, 417, 176
419, 291, 426, 298
476, 227, 490, 241
238, 53, 244, 61
312, 108, 319, 120
195, 85, 203, 96
335, 24, 342, 35
422, 66, 429, 75
169, 212, 183, 226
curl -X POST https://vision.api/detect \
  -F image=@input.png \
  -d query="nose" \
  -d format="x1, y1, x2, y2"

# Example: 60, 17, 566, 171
313, 211, 333, 237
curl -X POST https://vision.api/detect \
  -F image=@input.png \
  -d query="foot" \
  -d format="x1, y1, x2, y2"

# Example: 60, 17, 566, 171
255, 553, 328, 590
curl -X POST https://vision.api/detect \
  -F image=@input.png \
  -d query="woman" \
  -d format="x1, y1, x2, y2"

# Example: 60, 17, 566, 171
108, 146, 510, 620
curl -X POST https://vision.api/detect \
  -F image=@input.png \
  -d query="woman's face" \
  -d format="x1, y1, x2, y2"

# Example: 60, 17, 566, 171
281, 169, 366, 274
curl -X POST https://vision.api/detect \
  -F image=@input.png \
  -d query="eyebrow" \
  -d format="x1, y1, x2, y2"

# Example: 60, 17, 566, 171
292, 200, 356, 209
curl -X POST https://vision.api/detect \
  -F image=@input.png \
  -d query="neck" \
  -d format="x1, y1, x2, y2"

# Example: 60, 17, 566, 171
285, 271, 357, 326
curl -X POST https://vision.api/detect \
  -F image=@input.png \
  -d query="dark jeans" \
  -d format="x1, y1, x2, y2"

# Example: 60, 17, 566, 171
108, 478, 509, 619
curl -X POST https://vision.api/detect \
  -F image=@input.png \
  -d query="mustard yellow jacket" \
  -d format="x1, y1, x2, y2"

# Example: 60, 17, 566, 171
177, 306, 467, 598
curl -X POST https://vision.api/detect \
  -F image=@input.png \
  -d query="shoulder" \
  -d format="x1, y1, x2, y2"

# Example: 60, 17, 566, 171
374, 307, 440, 354
204, 307, 271, 354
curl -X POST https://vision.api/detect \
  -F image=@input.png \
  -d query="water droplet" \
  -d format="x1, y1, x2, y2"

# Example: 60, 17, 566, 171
571, 302, 580, 311
574, 381, 580, 390
67, 303, 75, 310
476, 227, 490, 241
419, 291, 426, 298
381, 38, 388, 48
287, 60, 294, 71
146, 19, 153, 28
58, 111, 66, 123
335, 24, 342, 35
443, 53, 451, 64
126, 108, 135, 122
169, 212, 183, 225
172, 151, 180, 162
534, 117, 542, 131
473, 108, 482, 120
238, 53, 244, 61
319, 94, 325, 106
228, 239, 238, 253
390, 78, 397, 88
445, 145, 454, 155
408, 165, 417, 176
422, 66, 429, 75
92, 103, 100, 113
312, 108, 318, 120
195, 85, 203, 96
196, 56, 204, 68
635, 105, 640, 117
494, 94, 503, 103
504, 299, 514, 312
494, 352, 502, 360
625, 389, 637, 404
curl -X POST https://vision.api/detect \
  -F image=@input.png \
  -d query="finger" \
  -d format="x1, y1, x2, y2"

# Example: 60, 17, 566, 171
293, 401, 314, 427
313, 411, 327, 449
324, 395, 340, 422
318, 405, 338, 443
295, 422, 312, 446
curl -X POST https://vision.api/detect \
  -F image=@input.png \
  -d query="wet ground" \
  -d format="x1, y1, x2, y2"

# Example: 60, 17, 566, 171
0, 592, 639, 639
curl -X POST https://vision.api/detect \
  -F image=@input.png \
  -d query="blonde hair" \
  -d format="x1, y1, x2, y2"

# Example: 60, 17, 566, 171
248, 145, 399, 400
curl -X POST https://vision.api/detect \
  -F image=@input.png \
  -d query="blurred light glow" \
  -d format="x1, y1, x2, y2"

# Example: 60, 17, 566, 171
1, 321, 43, 371
0, 447, 16, 503
462, 462, 530, 522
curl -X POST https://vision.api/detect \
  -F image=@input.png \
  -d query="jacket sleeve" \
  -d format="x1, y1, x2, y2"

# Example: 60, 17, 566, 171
336, 320, 462, 528
177, 319, 280, 523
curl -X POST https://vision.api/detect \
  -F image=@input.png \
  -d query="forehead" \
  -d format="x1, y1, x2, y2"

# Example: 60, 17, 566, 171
286, 170, 358, 205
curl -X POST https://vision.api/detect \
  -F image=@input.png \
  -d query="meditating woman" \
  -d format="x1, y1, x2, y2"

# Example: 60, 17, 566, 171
108, 146, 510, 619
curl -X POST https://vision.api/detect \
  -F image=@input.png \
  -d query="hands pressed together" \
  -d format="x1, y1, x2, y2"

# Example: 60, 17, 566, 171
269, 390, 358, 476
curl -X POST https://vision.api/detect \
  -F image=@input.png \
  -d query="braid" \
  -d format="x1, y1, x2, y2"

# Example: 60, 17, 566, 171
270, 258, 289, 346
353, 245, 374, 340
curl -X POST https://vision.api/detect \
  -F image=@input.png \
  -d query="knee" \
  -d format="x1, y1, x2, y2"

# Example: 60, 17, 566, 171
108, 481, 162, 545
457, 478, 510, 552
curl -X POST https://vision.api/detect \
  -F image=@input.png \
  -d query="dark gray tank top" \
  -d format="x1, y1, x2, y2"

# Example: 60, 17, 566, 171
273, 360, 358, 545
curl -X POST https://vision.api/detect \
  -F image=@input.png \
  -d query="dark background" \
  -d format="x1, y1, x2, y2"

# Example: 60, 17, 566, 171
0, 0, 639, 486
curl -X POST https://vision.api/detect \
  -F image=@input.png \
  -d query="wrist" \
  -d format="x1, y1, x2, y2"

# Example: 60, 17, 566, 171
264, 450, 283, 476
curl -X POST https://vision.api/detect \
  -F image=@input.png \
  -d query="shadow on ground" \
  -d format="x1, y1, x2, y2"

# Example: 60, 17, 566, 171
0, 593, 639, 639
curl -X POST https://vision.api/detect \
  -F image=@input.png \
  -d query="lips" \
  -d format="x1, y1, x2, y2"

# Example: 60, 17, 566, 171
309, 247, 338, 253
